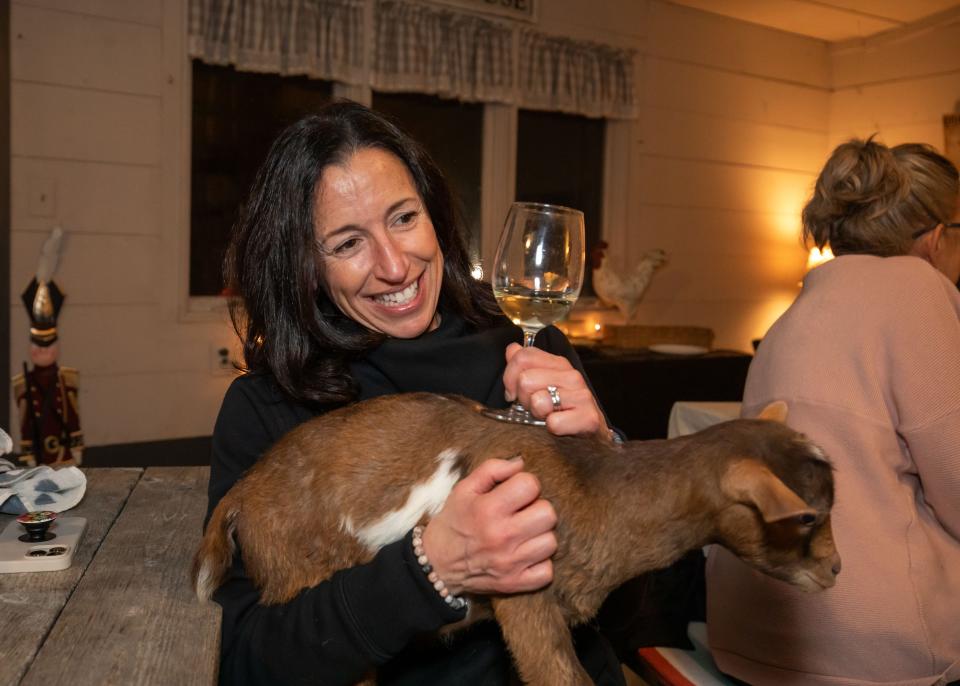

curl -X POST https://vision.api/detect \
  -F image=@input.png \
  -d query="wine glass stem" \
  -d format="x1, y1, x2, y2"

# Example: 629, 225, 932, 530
523, 330, 537, 347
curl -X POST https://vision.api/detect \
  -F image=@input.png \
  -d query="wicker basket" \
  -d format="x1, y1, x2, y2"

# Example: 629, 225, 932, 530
603, 325, 714, 350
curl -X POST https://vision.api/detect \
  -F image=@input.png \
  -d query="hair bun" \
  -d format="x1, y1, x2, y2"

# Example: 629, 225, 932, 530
802, 138, 908, 251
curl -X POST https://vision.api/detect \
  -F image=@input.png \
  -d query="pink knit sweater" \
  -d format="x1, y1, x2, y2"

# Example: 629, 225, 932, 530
707, 255, 960, 686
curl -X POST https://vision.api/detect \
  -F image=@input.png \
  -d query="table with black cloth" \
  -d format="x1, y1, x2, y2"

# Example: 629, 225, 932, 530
576, 347, 753, 440
578, 346, 753, 667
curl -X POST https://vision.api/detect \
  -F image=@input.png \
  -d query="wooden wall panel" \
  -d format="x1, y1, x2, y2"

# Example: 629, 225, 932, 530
12, 4, 162, 95
641, 107, 827, 172
620, 205, 807, 298
646, 0, 830, 88
646, 252, 804, 300
13, 0, 162, 26
11, 158, 161, 235
827, 122, 948, 150
830, 72, 960, 133
12, 83, 160, 164
831, 13, 960, 88
539, 0, 647, 44
11, 231, 160, 305
634, 157, 816, 215
828, 14, 959, 158
76, 370, 233, 445
626, 205, 806, 256
644, 58, 829, 132
9, 305, 236, 379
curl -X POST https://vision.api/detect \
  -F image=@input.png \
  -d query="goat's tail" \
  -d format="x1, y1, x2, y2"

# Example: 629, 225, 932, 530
192, 493, 240, 602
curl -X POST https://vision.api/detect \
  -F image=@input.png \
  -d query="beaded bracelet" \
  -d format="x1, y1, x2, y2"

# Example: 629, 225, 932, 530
412, 526, 468, 611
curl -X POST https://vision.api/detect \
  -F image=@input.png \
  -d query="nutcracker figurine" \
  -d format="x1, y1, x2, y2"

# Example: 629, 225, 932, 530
12, 229, 83, 467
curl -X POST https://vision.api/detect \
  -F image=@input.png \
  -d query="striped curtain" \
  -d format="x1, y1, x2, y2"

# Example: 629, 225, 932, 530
372, 0, 514, 104
518, 29, 637, 119
188, 0, 638, 119
188, 0, 366, 83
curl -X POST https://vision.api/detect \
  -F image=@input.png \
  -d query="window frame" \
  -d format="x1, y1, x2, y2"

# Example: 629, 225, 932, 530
174, 75, 630, 320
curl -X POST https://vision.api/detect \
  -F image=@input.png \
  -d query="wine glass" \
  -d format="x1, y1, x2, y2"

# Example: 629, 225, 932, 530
483, 201, 585, 426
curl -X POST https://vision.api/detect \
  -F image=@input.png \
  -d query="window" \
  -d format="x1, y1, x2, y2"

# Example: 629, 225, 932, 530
190, 61, 333, 296
372, 91, 484, 263
515, 109, 605, 295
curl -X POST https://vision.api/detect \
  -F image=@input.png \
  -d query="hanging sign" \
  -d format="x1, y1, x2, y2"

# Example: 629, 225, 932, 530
428, 0, 537, 22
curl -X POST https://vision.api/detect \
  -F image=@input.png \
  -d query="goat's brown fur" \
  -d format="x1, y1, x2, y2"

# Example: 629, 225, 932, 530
194, 393, 839, 686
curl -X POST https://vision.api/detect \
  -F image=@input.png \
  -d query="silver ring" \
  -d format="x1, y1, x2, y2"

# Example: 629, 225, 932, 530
546, 385, 562, 412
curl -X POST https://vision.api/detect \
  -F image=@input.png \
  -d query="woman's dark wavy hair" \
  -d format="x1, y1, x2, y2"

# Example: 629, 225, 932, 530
224, 100, 502, 407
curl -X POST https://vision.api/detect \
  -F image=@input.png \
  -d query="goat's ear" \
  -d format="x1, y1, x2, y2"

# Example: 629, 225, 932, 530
756, 401, 788, 423
721, 459, 815, 523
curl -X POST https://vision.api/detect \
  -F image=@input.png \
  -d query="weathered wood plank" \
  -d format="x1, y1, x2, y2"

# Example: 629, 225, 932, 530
0, 468, 143, 686
20, 466, 220, 686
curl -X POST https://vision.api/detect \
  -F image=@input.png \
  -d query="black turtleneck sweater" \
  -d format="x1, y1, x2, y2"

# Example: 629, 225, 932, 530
206, 312, 625, 686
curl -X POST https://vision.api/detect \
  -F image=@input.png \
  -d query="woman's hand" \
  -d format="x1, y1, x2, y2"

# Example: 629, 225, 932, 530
421, 457, 557, 596
502, 342, 606, 437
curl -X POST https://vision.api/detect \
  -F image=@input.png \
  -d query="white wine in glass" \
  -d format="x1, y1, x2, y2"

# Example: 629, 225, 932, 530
484, 202, 585, 426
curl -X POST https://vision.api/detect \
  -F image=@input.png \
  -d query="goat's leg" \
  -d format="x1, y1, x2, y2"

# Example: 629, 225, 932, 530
492, 594, 591, 686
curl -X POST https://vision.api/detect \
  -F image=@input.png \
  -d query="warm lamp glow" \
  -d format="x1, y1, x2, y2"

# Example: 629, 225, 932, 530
559, 316, 605, 341
806, 246, 834, 270
750, 290, 798, 345
764, 180, 809, 242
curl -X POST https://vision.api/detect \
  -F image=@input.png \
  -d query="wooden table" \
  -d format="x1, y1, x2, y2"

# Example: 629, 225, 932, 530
0, 467, 221, 686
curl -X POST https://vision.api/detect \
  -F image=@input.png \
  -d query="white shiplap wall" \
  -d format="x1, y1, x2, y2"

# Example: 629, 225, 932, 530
541, 0, 830, 350
13, 0, 947, 447
9, 0, 236, 447
828, 9, 960, 148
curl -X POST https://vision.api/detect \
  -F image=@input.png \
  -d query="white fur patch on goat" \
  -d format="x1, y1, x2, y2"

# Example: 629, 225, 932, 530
196, 565, 216, 602
196, 519, 238, 601
350, 448, 461, 553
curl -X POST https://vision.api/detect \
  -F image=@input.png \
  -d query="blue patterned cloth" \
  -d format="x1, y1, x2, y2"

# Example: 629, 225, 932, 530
0, 457, 86, 515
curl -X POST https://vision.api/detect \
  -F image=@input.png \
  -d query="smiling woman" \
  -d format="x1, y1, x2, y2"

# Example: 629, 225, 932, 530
314, 148, 445, 339
207, 101, 625, 686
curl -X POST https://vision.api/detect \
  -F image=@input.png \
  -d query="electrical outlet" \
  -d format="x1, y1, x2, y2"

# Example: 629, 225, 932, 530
210, 344, 236, 376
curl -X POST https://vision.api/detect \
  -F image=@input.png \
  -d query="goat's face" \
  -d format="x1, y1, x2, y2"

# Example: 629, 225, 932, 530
718, 505, 840, 592
715, 423, 841, 592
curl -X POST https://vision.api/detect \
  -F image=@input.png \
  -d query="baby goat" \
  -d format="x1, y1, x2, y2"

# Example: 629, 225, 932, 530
194, 393, 839, 686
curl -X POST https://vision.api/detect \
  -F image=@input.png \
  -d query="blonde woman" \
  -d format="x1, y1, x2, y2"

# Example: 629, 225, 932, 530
708, 139, 960, 686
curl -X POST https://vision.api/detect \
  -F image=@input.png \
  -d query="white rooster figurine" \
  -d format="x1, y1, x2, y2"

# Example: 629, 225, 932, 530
591, 241, 667, 322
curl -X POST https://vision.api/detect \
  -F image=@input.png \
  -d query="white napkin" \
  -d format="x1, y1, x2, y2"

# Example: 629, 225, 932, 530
0, 457, 87, 514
